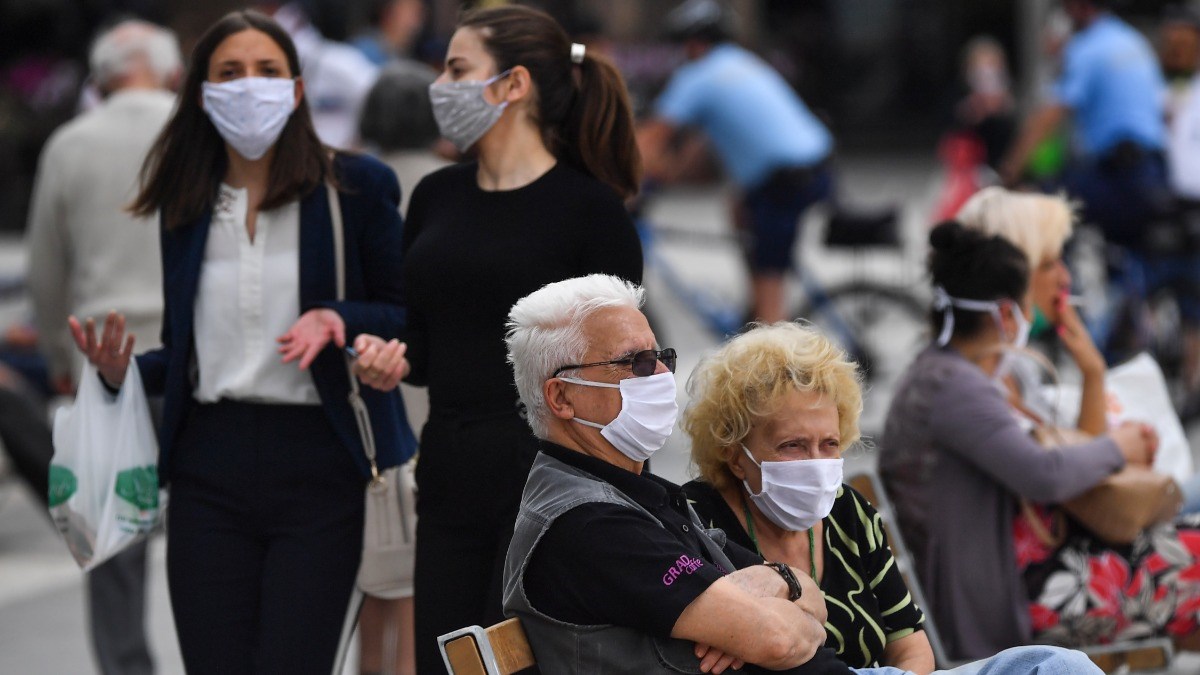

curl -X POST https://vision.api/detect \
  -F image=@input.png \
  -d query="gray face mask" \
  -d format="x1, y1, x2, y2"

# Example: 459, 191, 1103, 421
428, 70, 511, 152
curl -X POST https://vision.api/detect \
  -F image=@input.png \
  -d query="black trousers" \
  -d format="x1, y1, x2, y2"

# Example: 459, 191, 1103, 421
412, 410, 539, 674
166, 401, 364, 674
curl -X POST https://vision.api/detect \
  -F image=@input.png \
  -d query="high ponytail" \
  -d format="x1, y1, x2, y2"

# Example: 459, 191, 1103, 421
460, 6, 641, 199
565, 51, 642, 199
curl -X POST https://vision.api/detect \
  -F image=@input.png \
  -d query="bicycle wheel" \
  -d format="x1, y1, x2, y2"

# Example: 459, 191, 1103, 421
794, 282, 928, 435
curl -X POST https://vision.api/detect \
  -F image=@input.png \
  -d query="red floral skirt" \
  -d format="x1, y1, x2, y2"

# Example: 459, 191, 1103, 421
1014, 503, 1200, 645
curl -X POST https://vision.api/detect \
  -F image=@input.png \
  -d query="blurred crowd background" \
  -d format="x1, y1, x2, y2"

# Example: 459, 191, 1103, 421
0, 0, 1189, 236
5, 1, 1200, 673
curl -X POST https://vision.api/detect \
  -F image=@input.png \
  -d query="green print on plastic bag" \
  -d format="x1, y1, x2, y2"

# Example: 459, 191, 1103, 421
48, 465, 78, 507
114, 466, 158, 510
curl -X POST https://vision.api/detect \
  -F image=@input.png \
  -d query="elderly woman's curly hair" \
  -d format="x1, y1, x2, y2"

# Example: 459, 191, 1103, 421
682, 322, 864, 490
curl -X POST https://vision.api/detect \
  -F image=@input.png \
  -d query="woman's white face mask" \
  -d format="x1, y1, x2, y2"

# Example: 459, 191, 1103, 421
741, 445, 842, 531
1005, 301, 1032, 350
202, 77, 297, 160
992, 301, 1032, 380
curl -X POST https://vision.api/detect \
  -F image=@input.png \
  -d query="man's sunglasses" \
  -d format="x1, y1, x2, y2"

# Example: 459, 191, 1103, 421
552, 348, 677, 379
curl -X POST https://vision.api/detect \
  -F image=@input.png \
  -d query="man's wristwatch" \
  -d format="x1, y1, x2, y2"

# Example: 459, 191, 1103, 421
763, 561, 803, 601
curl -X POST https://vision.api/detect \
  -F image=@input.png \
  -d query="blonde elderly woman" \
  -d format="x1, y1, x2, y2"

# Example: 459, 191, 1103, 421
681, 322, 935, 673
956, 187, 1107, 435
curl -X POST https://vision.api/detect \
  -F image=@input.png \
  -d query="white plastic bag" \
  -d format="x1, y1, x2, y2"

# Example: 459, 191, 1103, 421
1041, 352, 1193, 486
48, 361, 162, 571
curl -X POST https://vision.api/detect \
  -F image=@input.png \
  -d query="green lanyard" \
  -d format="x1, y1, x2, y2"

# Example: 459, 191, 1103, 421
742, 492, 817, 582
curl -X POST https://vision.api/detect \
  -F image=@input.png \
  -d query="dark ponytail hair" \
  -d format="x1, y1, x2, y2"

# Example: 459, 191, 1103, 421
131, 10, 332, 230
927, 220, 1029, 338
459, 6, 641, 199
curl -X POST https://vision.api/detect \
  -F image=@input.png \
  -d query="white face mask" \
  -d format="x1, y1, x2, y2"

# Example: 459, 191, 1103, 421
741, 445, 842, 531
993, 302, 1032, 381
202, 77, 296, 161
560, 371, 678, 463
428, 70, 511, 152
1006, 302, 1031, 350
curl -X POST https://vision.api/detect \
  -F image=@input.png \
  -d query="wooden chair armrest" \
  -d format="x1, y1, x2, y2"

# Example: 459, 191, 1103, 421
438, 617, 535, 675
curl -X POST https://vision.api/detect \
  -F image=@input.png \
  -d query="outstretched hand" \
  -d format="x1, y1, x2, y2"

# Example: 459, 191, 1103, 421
68, 311, 135, 387
278, 308, 346, 370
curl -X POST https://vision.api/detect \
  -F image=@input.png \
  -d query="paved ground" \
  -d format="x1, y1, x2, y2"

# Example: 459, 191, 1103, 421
2, 154, 1199, 673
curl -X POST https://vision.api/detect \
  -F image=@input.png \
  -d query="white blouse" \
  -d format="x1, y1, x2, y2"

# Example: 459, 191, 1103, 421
192, 184, 320, 405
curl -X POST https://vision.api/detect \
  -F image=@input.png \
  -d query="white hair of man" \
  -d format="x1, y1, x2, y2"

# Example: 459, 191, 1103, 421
506, 274, 646, 439
89, 20, 182, 91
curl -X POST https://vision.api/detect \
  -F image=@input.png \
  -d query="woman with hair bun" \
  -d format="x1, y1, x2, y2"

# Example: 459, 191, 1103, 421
956, 187, 1108, 436
879, 221, 1200, 661
352, 5, 644, 669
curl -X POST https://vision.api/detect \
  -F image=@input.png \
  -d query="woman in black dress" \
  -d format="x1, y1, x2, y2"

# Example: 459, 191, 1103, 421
354, 5, 643, 670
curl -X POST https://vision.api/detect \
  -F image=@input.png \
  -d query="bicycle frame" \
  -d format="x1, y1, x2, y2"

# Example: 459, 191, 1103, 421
1082, 245, 1188, 368
636, 215, 913, 354
636, 217, 744, 337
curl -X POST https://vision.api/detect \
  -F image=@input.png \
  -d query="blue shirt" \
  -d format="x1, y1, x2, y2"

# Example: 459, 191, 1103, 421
352, 33, 390, 67
1052, 14, 1166, 155
655, 43, 832, 188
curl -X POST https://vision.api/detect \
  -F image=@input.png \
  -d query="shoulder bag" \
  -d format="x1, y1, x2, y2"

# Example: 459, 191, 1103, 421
1032, 424, 1180, 546
1005, 348, 1181, 546
327, 182, 418, 598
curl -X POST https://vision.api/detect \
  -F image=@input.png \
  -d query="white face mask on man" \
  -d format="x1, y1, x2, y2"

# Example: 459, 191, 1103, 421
559, 371, 679, 463
741, 445, 843, 531
201, 77, 296, 161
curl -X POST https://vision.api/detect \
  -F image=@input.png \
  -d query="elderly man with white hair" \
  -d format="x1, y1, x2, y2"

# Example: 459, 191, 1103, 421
25, 19, 181, 675
28, 19, 180, 394
494, 273, 1104, 674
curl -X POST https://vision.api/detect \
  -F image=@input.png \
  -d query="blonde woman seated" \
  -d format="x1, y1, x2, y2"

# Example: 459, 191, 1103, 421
681, 322, 935, 674
956, 187, 1107, 436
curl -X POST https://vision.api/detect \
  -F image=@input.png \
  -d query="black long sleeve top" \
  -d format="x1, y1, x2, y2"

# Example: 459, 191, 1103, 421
400, 161, 644, 414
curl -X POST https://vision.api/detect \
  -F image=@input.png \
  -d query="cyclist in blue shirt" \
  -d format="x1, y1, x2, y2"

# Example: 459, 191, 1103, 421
1000, 0, 1171, 249
1003, 1, 1200, 416
640, 0, 833, 325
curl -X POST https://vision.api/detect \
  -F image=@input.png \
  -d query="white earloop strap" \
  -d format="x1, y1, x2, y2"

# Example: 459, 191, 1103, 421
932, 286, 1004, 346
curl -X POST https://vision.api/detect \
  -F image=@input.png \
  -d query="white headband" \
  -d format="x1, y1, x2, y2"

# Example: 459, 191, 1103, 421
571, 42, 586, 64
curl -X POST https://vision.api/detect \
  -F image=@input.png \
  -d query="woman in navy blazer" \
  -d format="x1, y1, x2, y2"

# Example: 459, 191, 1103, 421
69, 11, 416, 673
